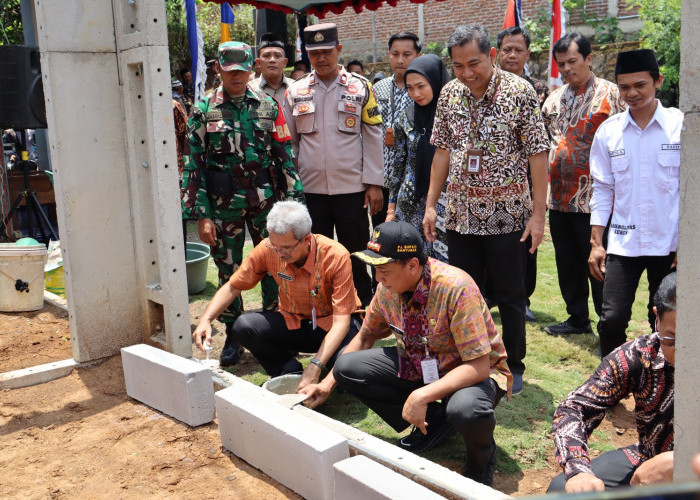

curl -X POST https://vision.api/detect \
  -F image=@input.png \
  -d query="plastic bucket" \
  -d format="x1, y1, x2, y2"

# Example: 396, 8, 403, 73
262, 374, 302, 395
0, 243, 48, 311
45, 265, 65, 296
185, 242, 211, 295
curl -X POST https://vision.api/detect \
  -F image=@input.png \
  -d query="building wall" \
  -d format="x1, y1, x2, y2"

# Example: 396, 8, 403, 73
323, 0, 639, 63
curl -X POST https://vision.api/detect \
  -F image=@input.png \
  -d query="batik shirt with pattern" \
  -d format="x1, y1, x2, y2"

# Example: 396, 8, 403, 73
552, 333, 674, 480
359, 258, 512, 394
389, 108, 449, 262
431, 69, 549, 235
542, 75, 624, 213
181, 85, 304, 220
374, 76, 413, 188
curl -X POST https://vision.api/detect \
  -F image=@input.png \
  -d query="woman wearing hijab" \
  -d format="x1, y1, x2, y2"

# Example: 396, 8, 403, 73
386, 54, 450, 262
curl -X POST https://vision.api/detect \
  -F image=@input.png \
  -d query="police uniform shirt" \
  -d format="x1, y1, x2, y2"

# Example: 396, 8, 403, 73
284, 66, 384, 195
250, 75, 294, 103
589, 100, 683, 257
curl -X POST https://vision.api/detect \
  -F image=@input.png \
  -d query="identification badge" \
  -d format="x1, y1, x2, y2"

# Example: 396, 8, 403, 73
466, 148, 483, 174
276, 272, 293, 282
312, 306, 317, 330
385, 127, 395, 147
421, 357, 439, 384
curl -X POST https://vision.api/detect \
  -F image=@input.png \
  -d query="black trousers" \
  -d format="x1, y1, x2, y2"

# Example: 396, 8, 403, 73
549, 210, 603, 325
231, 311, 362, 376
447, 230, 527, 375
370, 187, 390, 293
306, 192, 372, 306
334, 347, 504, 478
598, 253, 675, 357
547, 448, 636, 492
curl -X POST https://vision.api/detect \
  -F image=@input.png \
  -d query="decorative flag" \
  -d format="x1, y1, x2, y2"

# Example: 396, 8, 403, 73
184, 0, 207, 102
221, 3, 234, 43
502, 0, 523, 29
549, 0, 567, 89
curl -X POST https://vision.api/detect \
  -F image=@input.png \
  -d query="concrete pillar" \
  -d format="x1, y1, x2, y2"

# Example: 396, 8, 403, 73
675, 0, 700, 483
33, 0, 190, 361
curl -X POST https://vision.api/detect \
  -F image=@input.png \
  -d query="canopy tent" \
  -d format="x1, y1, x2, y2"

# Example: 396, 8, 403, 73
202, 0, 438, 19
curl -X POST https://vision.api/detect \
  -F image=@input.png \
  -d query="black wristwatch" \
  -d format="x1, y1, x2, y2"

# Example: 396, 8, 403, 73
309, 357, 325, 369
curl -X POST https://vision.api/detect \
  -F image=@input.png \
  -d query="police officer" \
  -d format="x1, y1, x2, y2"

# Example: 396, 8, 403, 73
284, 23, 384, 306
182, 42, 304, 367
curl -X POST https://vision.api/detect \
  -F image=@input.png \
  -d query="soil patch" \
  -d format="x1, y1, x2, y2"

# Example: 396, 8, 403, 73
1, 303, 637, 498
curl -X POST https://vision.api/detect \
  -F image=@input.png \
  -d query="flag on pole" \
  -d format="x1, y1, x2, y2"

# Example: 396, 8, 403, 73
502, 0, 523, 29
184, 0, 207, 102
549, 0, 567, 89
221, 3, 234, 43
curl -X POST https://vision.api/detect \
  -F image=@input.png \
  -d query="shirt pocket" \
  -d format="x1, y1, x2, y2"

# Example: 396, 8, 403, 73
205, 121, 235, 156
292, 102, 316, 134
610, 155, 630, 181
337, 101, 361, 134
658, 151, 680, 191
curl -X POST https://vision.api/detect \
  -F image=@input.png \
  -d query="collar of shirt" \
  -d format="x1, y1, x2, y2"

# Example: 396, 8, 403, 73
649, 332, 670, 370
402, 260, 432, 307
309, 66, 348, 89
566, 73, 597, 97
258, 74, 290, 90
300, 235, 317, 275
622, 99, 668, 131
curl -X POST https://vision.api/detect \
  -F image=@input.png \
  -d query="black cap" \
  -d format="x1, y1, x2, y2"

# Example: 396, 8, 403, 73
353, 221, 422, 266
615, 49, 659, 77
304, 23, 338, 51
259, 32, 285, 52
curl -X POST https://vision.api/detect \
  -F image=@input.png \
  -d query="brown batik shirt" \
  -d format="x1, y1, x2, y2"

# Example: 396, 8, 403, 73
430, 69, 549, 235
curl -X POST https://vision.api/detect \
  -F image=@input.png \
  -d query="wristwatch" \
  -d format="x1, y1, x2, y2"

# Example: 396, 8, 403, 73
309, 357, 325, 369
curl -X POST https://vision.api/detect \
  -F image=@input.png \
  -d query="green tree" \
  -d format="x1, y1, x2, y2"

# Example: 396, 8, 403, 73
633, 0, 680, 106
0, 0, 24, 45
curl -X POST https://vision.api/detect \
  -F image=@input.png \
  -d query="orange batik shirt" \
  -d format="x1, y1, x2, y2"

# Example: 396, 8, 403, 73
229, 234, 361, 331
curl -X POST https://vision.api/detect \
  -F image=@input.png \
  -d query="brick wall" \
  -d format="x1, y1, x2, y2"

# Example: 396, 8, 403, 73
323, 0, 639, 63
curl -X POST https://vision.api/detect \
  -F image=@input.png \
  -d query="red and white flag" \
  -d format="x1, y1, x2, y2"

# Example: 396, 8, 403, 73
549, 0, 567, 89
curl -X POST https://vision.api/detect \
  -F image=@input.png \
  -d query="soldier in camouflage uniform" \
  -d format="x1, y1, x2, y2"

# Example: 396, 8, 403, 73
182, 41, 304, 367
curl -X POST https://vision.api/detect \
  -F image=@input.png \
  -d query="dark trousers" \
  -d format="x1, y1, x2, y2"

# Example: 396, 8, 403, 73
549, 210, 603, 326
598, 254, 675, 357
370, 187, 390, 293
231, 311, 362, 376
447, 230, 527, 375
334, 347, 504, 478
547, 448, 636, 492
523, 234, 537, 303
306, 192, 372, 306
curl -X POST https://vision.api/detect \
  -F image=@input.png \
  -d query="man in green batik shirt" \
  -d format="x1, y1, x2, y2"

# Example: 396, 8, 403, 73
181, 41, 304, 367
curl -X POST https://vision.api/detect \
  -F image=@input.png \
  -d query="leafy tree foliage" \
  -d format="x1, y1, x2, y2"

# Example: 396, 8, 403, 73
0, 0, 24, 45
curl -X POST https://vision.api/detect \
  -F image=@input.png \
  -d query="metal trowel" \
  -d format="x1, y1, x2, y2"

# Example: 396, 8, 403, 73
277, 392, 309, 409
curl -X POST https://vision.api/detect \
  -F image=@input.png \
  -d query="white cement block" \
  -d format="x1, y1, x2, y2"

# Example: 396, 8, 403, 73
215, 386, 350, 500
121, 344, 214, 427
334, 455, 446, 500
0, 358, 78, 390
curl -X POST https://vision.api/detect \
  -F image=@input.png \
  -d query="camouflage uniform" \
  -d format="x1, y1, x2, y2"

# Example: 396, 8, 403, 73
182, 82, 304, 325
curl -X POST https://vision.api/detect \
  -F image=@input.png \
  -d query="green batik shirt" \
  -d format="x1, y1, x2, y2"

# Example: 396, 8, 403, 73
181, 85, 304, 219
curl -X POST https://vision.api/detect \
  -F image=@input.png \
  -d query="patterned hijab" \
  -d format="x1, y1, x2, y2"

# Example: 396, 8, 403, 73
404, 54, 450, 201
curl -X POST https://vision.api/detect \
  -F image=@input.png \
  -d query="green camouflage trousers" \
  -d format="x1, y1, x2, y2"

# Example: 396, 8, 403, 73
211, 200, 278, 323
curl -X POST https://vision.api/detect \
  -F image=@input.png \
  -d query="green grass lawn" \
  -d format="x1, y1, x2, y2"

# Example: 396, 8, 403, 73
189, 225, 652, 478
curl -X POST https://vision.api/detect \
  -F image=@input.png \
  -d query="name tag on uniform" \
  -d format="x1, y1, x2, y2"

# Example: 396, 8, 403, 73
661, 144, 681, 151
609, 149, 626, 157
276, 272, 293, 281
421, 357, 439, 384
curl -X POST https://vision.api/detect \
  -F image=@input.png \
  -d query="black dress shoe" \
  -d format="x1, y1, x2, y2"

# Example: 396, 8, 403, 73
544, 319, 593, 336
462, 438, 496, 487
524, 306, 537, 322
398, 407, 455, 454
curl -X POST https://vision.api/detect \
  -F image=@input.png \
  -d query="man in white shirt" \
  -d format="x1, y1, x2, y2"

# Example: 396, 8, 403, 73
588, 49, 682, 357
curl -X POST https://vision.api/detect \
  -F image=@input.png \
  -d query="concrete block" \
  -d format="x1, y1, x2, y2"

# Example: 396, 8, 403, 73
334, 455, 446, 500
216, 386, 349, 500
121, 344, 214, 427
0, 358, 78, 390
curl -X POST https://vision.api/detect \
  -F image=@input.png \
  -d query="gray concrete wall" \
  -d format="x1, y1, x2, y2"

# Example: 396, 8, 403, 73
675, 0, 700, 483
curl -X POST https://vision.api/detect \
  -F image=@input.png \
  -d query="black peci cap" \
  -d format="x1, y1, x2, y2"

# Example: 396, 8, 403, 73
353, 221, 423, 266
615, 49, 659, 77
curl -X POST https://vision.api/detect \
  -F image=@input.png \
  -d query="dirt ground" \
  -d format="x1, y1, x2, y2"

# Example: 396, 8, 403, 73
0, 303, 638, 498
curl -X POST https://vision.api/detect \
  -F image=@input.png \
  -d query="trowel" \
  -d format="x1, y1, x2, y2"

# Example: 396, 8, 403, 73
277, 392, 309, 409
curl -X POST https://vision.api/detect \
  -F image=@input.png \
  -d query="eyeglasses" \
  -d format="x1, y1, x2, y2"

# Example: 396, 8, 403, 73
659, 336, 676, 347
265, 238, 302, 256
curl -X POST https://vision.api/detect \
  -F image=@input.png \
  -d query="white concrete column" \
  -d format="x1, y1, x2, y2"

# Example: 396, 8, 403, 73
33, 0, 190, 361
675, 0, 700, 483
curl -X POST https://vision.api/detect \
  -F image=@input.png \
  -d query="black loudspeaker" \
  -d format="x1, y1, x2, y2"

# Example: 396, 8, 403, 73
0, 45, 47, 129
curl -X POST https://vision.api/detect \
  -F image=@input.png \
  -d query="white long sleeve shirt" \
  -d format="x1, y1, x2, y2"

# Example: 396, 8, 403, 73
589, 101, 683, 257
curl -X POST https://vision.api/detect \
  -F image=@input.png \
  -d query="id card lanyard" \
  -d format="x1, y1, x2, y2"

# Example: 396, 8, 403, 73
309, 235, 321, 330
420, 336, 439, 384
465, 69, 501, 175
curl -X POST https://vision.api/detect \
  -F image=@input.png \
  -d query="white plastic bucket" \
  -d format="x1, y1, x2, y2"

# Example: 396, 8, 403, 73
262, 373, 302, 395
0, 243, 48, 312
